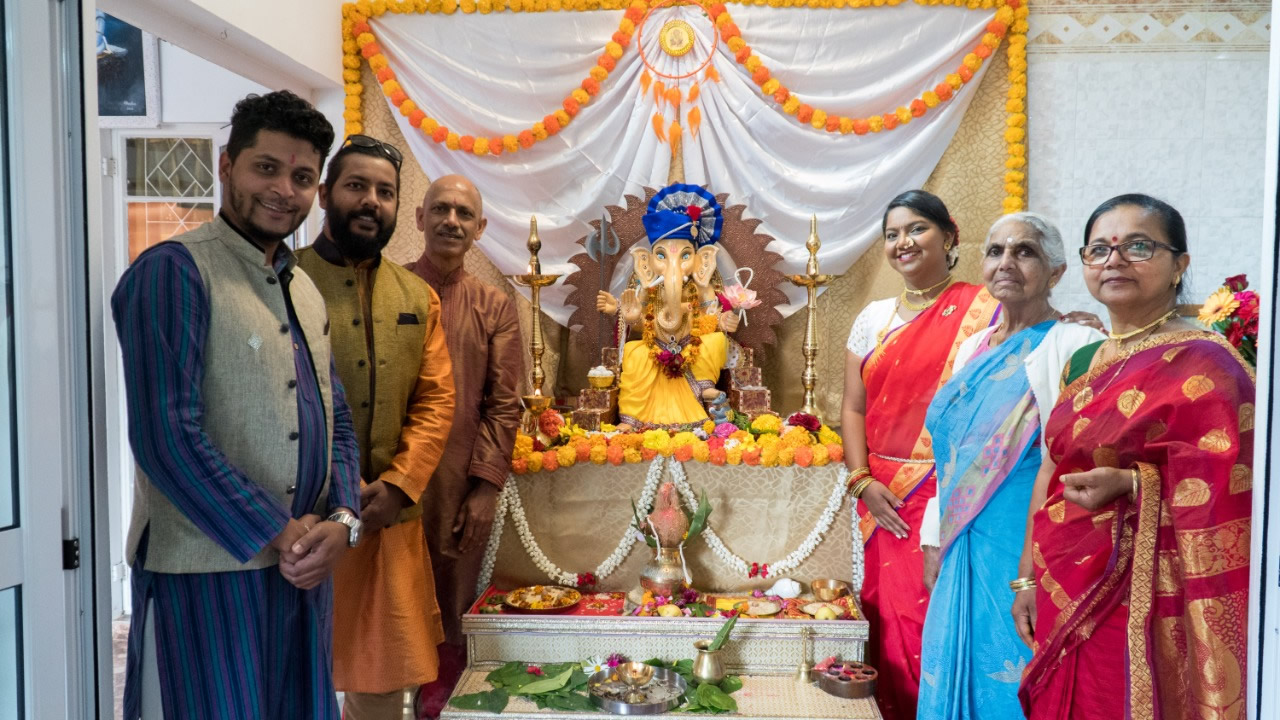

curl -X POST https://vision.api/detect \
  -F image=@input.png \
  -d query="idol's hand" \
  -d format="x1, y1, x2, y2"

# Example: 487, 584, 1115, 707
596, 290, 618, 315
860, 481, 909, 540
1059, 310, 1104, 332
717, 311, 740, 333
1012, 587, 1036, 649
922, 545, 940, 593
1062, 467, 1132, 512
619, 289, 642, 324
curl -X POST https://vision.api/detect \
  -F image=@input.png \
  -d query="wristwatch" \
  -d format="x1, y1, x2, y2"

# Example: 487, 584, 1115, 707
327, 510, 362, 548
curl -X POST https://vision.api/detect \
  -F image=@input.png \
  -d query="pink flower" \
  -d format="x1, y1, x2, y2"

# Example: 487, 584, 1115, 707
527, 665, 544, 676
714, 422, 738, 438
787, 413, 821, 432
607, 653, 628, 668
721, 284, 761, 311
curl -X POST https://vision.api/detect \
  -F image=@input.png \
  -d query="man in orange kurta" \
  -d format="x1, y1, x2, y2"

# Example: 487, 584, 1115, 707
297, 138, 456, 719
407, 175, 524, 718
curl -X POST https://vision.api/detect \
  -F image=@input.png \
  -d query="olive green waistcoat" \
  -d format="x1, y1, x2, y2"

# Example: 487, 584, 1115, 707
296, 249, 433, 488
127, 217, 334, 573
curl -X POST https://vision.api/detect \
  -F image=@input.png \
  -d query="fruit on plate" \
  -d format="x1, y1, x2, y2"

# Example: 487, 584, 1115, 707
504, 585, 582, 611
656, 603, 684, 617
814, 606, 838, 620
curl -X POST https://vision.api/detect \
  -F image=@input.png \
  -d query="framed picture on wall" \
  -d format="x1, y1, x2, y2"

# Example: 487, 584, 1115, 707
97, 12, 160, 128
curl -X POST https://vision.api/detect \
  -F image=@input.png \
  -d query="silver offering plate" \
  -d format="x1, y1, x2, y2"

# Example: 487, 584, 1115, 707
587, 666, 687, 715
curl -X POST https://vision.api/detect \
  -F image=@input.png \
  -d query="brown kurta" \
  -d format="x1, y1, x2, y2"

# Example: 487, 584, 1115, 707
407, 254, 524, 644
299, 238, 456, 693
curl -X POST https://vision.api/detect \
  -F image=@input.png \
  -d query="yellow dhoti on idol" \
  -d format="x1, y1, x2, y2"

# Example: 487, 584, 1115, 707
618, 331, 728, 428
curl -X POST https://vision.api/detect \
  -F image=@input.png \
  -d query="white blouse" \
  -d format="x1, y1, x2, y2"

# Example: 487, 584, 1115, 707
845, 298, 904, 358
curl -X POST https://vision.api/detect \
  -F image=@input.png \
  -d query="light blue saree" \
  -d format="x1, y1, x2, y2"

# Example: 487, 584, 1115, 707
916, 321, 1052, 719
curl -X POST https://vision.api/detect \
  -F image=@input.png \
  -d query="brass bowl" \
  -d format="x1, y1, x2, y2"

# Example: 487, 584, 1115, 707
588, 374, 615, 389
810, 579, 851, 602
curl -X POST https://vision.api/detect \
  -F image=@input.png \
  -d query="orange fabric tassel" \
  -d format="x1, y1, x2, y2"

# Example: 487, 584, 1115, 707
688, 107, 701, 138
640, 69, 652, 95
654, 80, 666, 108
687, 83, 700, 103
705, 65, 720, 83
665, 87, 682, 108
652, 112, 666, 142
669, 124, 681, 155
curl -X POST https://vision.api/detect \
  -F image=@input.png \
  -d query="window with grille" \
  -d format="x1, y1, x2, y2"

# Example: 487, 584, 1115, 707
123, 136, 216, 261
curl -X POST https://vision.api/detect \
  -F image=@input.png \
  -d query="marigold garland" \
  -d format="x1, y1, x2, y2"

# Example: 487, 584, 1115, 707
340, 0, 1028, 215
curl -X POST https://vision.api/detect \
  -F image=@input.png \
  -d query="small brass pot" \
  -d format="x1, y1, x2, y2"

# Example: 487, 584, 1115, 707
691, 640, 725, 685
639, 547, 688, 598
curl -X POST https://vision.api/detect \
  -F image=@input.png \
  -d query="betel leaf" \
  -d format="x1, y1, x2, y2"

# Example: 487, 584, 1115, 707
537, 692, 596, 712
512, 667, 575, 696
485, 662, 533, 689
718, 675, 743, 694
706, 613, 738, 652
694, 683, 737, 713
448, 689, 509, 714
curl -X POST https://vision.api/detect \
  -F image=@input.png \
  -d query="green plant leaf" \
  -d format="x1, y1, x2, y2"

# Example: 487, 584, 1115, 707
695, 683, 737, 713
512, 667, 575, 696
540, 692, 596, 712
685, 490, 712, 539
449, 689, 509, 714
706, 613, 738, 652
485, 662, 532, 689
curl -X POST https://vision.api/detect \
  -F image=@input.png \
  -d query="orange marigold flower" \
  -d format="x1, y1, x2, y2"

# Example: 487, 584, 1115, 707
673, 445, 694, 463
575, 442, 591, 463
375, 67, 395, 84
624, 5, 644, 23
708, 447, 727, 466
511, 457, 528, 475
975, 44, 992, 59
431, 125, 449, 143
742, 447, 761, 466
826, 115, 841, 132
794, 446, 813, 468
987, 20, 1007, 36
910, 99, 926, 117
390, 90, 408, 106
708, 2, 726, 18
542, 450, 559, 473
459, 135, 475, 152
958, 65, 974, 83
883, 113, 899, 130
852, 118, 870, 135
598, 54, 616, 72
543, 115, 560, 135
352, 21, 372, 35
582, 77, 601, 95
719, 22, 740, 42
773, 87, 789, 104
796, 104, 814, 124
361, 42, 382, 58
641, 447, 657, 462
735, 46, 751, 64
606, 444, 625, 465
827, 444, 843, 463
408, 109, 426, 127
563, 97, 580, 116
613, 31, 630, 47
752, 67, 769, 86
490, 137, 504, 156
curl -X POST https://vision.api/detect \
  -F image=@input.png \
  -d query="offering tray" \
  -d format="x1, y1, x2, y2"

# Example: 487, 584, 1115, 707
587, 665, 686, 715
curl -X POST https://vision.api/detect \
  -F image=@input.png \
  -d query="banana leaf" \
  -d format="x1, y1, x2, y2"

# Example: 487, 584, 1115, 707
631, 499, 657, 548
684, 489, 712, 539
706, 613, 738, 653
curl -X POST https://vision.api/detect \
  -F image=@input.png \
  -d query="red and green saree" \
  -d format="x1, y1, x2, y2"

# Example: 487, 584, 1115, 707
1020, 332, 1255, 720
859, 282, 999, 720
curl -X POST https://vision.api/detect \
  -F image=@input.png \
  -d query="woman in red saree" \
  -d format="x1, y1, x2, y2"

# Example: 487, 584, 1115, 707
841, 191, 999, 720
1014, 194, 1255, 719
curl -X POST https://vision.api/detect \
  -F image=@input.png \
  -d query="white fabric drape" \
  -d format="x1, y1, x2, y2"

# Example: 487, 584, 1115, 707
372, 5, 996, 324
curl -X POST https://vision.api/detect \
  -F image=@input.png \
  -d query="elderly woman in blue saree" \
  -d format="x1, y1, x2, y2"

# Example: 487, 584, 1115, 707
916, 212, 1103, 719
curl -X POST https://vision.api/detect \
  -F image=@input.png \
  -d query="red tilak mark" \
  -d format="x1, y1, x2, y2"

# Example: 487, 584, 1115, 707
289, 154, 296, 164
1112, 236, 1119, 243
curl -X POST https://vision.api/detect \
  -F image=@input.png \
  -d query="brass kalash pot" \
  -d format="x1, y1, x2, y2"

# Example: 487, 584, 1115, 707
639, 547, 688, 598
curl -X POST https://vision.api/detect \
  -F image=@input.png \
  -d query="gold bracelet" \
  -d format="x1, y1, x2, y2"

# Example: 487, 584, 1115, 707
1009, 576, 1037, 592
1129, 467, 1139, 500
851, 478, 875, 499
846, 466, 871, 488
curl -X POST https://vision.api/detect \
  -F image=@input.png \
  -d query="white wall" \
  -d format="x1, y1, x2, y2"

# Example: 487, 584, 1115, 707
1025, 4, 1271, 317
159, 40, 268, 125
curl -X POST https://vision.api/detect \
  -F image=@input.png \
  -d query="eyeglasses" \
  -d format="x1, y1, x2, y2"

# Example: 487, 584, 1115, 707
343, 134, 403, 171
1078, 239, 1178, 266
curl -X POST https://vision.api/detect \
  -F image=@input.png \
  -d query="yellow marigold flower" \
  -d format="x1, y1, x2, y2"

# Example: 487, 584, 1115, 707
1003, 197, 1024, 213
356, 32, 377, 48
344, 95, 361, 110
702, 420, 716, 434
922, 90, 940, 108
532, 122, 548, 141
345, 121, 363, 134
727, 37, 746, 53
715, 13, 731, 28
946, 73, 962, 89
868, 115, 884, 132
982, 32, 1000, 48
781, 427, 814, 448
692, 442, 710, 463
343, 109, 362, 122
472, 137, 490, 155
760, 446, 778, 467
778, 447, 795, 466
761, 78, 781, 95
619, 18, 635, 34
479, 0, 493, 10
549, 0, 562, 10
642, 429, 672, 454
1199, 288, 1240, 325
372, 0, 388, 13
343, 55, 362, 70
783, 96, 801, 114
590, 65, 609, 81
1005, 98, 1024, 113
381, 79, 400, 95
726, 447, 743, 466
1007, 113, 1026, 128
671, 431, 698, 448
839, 116, 854, 134
1006, 156, 1026, 170
606, 42, 624, 59
421, 117, 439, 134
343, 69, 362, 83
745, 56, 762, 72
751, 414, 782, 434
590, 444, 607, 464
461, 0, 476, 10
356, 0, 374, 15
810, 108, 827, 129
441, 0, 458, 12
895, 106, 912, 124
527, 452, 543, 473
399, 99, 417, 116
1004, 127, 1025, 143
556, 445, 576, 467
818, 426, 841, 445
345, 82, 363, 96
343, 40, 359, 54
553, 109, 571, 126
995, 5, 1013, 23
1004, 170, 1025, 184
623, 447, 642, 464
445, 132, 460, 150
729, 430, 751, 443
963, 53, 981, 71
812, 443, 830, 467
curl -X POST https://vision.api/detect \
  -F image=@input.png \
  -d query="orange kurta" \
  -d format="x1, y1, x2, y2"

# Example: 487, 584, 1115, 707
299, 238, 456, 694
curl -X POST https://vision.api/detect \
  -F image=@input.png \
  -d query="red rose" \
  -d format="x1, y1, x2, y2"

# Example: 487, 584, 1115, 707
1235, 291, 1259, 324
1225, 274, 1248, 292
787, 412, 821, 432
1226, 322, 1245, 348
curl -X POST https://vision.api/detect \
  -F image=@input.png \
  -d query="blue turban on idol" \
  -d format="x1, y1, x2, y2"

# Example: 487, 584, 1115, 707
642, 184, 723, 248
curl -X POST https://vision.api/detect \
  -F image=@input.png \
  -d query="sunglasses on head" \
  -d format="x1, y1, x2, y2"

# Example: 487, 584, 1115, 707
344, 134, 403, 171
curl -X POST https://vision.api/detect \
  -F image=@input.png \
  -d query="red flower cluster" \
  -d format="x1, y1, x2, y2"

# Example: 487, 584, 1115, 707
787, 412, 821, 432
576, 572, 597, 589
655, 349, 687, 378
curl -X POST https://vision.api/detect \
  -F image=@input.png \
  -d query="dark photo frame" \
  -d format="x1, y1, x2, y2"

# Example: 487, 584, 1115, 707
97, 12, 159, 128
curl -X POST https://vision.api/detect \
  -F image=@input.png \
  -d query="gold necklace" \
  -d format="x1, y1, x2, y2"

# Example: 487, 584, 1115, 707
903, 274, 954, 297
1108, 308, 1178, 342
900, 277, 954, 311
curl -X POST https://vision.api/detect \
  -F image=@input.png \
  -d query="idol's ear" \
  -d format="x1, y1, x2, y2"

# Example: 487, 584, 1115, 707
694, 244, 719, 285
631, 245, 657, 286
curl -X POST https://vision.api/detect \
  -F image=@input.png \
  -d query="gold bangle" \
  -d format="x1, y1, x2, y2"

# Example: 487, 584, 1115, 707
1130, 467, 1139, 500
851, 478, 875, 499
846, 467, 871, 488
1009, 576, 1037, 592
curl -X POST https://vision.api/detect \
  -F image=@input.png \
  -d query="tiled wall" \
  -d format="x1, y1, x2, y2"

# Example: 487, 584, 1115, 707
1026, 2, 1271, 317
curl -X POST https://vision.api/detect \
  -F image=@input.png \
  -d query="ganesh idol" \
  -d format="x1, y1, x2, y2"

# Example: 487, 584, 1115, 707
596, 184, 739, 430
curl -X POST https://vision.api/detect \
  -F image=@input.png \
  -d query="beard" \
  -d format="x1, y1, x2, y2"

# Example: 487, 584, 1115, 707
225, 177, 307, 245
328, 205, 397, 261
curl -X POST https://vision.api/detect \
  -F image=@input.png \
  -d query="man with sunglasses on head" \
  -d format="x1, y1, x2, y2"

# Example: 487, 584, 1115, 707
113, 91, 360, 719
296, 134, 456, 719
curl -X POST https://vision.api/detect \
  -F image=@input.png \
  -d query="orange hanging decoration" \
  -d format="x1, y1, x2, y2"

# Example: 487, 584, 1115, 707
687, 106, 702, 138
665, 86, 681, 108
652, 112, 667, 142
640, 69, 652, 95
669, 121, 681, 155
687, 83, 700, 103
705, 65, 720, 83
653, 80, 667, 109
